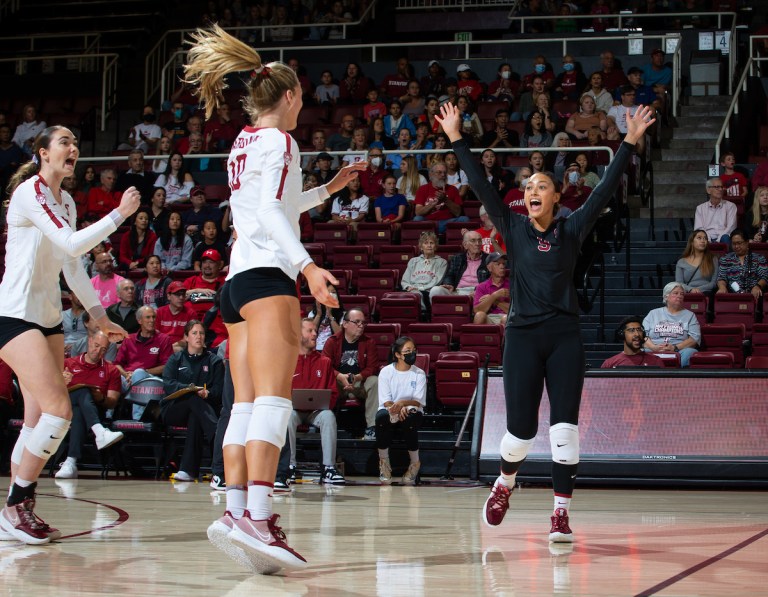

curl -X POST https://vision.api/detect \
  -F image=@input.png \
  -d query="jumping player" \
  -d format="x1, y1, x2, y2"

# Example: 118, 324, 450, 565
437, 102, 654, 542
0, 126, 140, 544
183, 25, 365, 573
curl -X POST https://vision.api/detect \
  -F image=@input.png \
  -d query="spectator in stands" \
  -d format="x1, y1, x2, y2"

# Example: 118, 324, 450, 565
599, 50, 628, 94
397, 155, 427, 203
83, 239, 116, 278
116, 149, 156, 204
619, 67, 660, 109
63, 293, 87, 356
79, 164, 97, 195
574, 152, 601, 189
154, 211, 193, 271
367, 116, 396, 151
268, 5, 294, 43
322, 308, 380, 441
643, 282, 700, 367
480, 149, 511, 198
515, 76, 547, 122
363, 88, 387, 124
744, 186, 768, 241
504, 167, 531, 215
487, 62, 520, 104
716, 229, 768, 299
12, 104, 46, 156
426, 132, 449, 170
401, 230, 448, 310
380, 57, 414, 102
480, 108, 520, 151
147, 186, 170, 238
456, 64, 483, 103
204, 103, 238, 153
285, 318, 344, 485
400, 79, 426, 122
445, 151, 468, 199
520, 110, 553, 149
119, 209, 157, 271
473, 252, 510, 326
0, 124, 25, 200
185, 132, 220, 174
91, 251, 125, 308
565, 94, 607, 141
529, 149, 546, 175
584, 72, 613, 115
183, 249, 225, 316
642, 48, 672, 98
286, 57, 313, 100
106, 278, 139, 335
607, 86, 646, 156
553, 55, 588, 103
86, 169, 122, 218
475, 205, 506, 253
156, 281, 197, 350
341, 127, 369, 167
413, 162, 469, 233
521, 56, 555, 94
559, 162, 592, 212
54, 331, 124, 479
302, 130, 331, 172
150, 136, 173, 175
135, 255, 172, 308
455, 96, 483, 146
694, 177, 737, 242
183, 186, 222, 241
161, 101, 188, 142
68, 311, 117, 361
155, 152, 194, 204
374, 174, 408, 227
601, 316, 664, 368
339, 62, 371, 104
676, 229, 719, 293
718, 152, 748, 202
429, 230, 490, 303
330, 177, 369, 237
376, 335, 426, 485
554, 2, 578, 32
358, 146, 387, 199
548, 133, 573, 182
420, 60, 447, 99
192, 221, 229, 270
314, 70, 340, 106
125, 105, 162, 154
384, 100, 417, 142
751, 149, 768, 192
308, 283, 344, 351
535, 92, 559, 132
327, 115, 356, 152
161, 320, 223, 482
423, 95, 442, 137
389, 128, 417, 171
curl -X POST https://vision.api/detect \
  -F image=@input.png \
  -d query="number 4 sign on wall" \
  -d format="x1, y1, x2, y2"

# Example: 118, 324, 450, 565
716, 31, 731, 55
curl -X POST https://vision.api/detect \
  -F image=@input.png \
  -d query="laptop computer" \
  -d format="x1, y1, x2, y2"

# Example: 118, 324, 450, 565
291, 388, 332, 411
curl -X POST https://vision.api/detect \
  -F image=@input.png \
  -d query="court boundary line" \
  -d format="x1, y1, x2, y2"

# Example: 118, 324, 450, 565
43, 492, 130, 540
634, 526, 768, 596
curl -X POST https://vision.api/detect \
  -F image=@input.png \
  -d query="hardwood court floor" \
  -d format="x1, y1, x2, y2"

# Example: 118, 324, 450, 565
1, 477, 766, 597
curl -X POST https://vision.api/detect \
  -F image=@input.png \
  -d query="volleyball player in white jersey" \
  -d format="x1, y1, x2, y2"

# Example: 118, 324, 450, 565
0, 126, 140, 544
184, 25, 365, 574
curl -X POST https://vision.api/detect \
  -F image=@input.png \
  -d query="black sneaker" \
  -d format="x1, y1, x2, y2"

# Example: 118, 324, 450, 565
288, 465, 301, 483
273, 478, 291, 494
209, 475, 226, 491
321, 467, 346, 485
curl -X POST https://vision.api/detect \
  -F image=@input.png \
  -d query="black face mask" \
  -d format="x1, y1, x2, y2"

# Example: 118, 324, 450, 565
403, 352, 417, 366
143, 113, 156, 122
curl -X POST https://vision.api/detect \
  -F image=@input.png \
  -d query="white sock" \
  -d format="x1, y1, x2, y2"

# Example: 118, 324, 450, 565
554, 495, 571, 512
496, 471, 517, 489
246, 481, 272, 520
225, 485, 246, 519
378, 448, 389, 459
91, 423, 106, 437
15, 476, 33, 488
408, 450, 419, 464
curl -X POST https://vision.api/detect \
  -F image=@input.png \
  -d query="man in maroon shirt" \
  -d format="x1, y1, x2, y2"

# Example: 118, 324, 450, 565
156, 281, 197, 350
54, 332, 124, 479
413, 162, 469, 234
601, 316, 665, 368
358, 146, 387, 200
599, 50, 628, 94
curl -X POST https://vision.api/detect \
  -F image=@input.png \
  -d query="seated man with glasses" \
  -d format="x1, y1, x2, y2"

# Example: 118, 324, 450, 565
429, 230, 491, 305
693, 177, 738, 243
601, 315, 664, 368
322, 308, 380, 441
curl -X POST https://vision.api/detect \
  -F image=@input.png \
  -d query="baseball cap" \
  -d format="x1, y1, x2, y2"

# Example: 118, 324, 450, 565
438, 95, 451, 106
456, 63, 471, 73
167, 281, 186, 295
201, 248, 222, 262
428, 60, 440, 68
651, 48, 664, 56
190, 185, 205, 196
486, 252, 507, 264
317, 152, 332, 161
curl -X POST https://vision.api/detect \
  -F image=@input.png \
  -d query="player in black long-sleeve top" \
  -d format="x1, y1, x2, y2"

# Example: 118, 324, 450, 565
438, 102, 655, 543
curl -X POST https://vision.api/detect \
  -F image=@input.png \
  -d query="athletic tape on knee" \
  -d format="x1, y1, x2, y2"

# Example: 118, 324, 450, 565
222, 402, 253, 448
549, 422, 579, 465
246, 396, 292, 449
11, 425, 34, 466
500, 432, 535, 464
24, 414, 71, 460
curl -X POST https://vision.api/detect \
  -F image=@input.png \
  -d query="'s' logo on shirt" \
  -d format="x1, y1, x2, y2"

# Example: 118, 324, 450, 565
537, 238, 551, 252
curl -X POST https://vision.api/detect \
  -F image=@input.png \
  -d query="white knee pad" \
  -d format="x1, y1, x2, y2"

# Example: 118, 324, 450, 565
246, 396, 292, 449
549, 423, 579, 465
499, 432, 534, 463
222, 402, 253, 448
24, 414, 71, 460
11, 425, 34, 466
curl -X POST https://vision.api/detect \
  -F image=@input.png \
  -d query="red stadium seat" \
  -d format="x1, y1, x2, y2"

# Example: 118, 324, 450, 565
356, 223, 393, 262
751, 323, 768, 357
337, 295, 375, 321
656, 353, 681, 367
365, 323, 402, 368
332, 245, 373, 286
462, 201, 482, 220
327, 269, 352, 294
700, 323, 746, 367
303, 242, 326, 267
297, 105, 329, 126
434, 351, 480, 408
379, 244, 416, 279
378, 292, 421, 326
356, 269, 400, 306
745, 355, 768, 368
400, 221, 437, 247
406, 323, 452, 372
330, 105, 363, 125
459, 323, 504, 366
750, 242, 768, 262
430, 295, 473, 338
707, 242, 728, 261
445, 221, 469, 245
414, 353, 430, 375
682, 293, 709, 327
313, 223, 349, 262
713, 293, 755, 335
689, 351, 735, 369
435, 244, 462, 261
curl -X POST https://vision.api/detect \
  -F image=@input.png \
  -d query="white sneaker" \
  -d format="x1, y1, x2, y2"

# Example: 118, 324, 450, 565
55, 460, 78, 479
379, 458, 392, 485
401, 461, 420, 486
95, 429, 124, 450
173, 471, 194, 482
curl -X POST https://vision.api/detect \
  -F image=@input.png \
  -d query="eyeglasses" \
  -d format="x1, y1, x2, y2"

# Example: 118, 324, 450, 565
345, 319, 366, 327
624, 326, 644, 333
709, 185, 724, 189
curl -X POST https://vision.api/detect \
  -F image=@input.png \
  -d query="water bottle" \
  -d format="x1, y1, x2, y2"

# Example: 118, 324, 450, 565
462, 113, 472, 132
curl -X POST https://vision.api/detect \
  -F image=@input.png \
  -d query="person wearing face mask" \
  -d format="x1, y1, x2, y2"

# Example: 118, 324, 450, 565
559, 162, 593, 212
124, 105, 162, 154
375, 336, 426, 485
358, 148, 388, 200
161, 102, 188, 143
521, 56, 554, 95
553, 55, 587, 103
487, 63, 520, 104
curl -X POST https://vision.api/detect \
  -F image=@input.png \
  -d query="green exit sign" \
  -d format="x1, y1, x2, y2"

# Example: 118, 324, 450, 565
455, 32, 473, 42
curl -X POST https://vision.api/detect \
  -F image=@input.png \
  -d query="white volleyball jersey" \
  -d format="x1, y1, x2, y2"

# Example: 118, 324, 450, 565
0, 174, 118, 327
226, 126, 328, 281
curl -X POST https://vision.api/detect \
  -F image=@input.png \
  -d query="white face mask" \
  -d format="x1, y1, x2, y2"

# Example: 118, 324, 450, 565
370, 157, 382, 167
501, 71, 511, 79
521, 177, 529, 187
568, 171, 580, 184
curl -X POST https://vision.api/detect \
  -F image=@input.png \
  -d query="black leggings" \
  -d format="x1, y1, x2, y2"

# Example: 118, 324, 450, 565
503, 314, 584, 438
375, 409, 423, 452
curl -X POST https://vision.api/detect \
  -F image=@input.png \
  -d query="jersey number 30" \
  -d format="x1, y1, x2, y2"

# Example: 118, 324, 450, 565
228, 154, 247, 191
